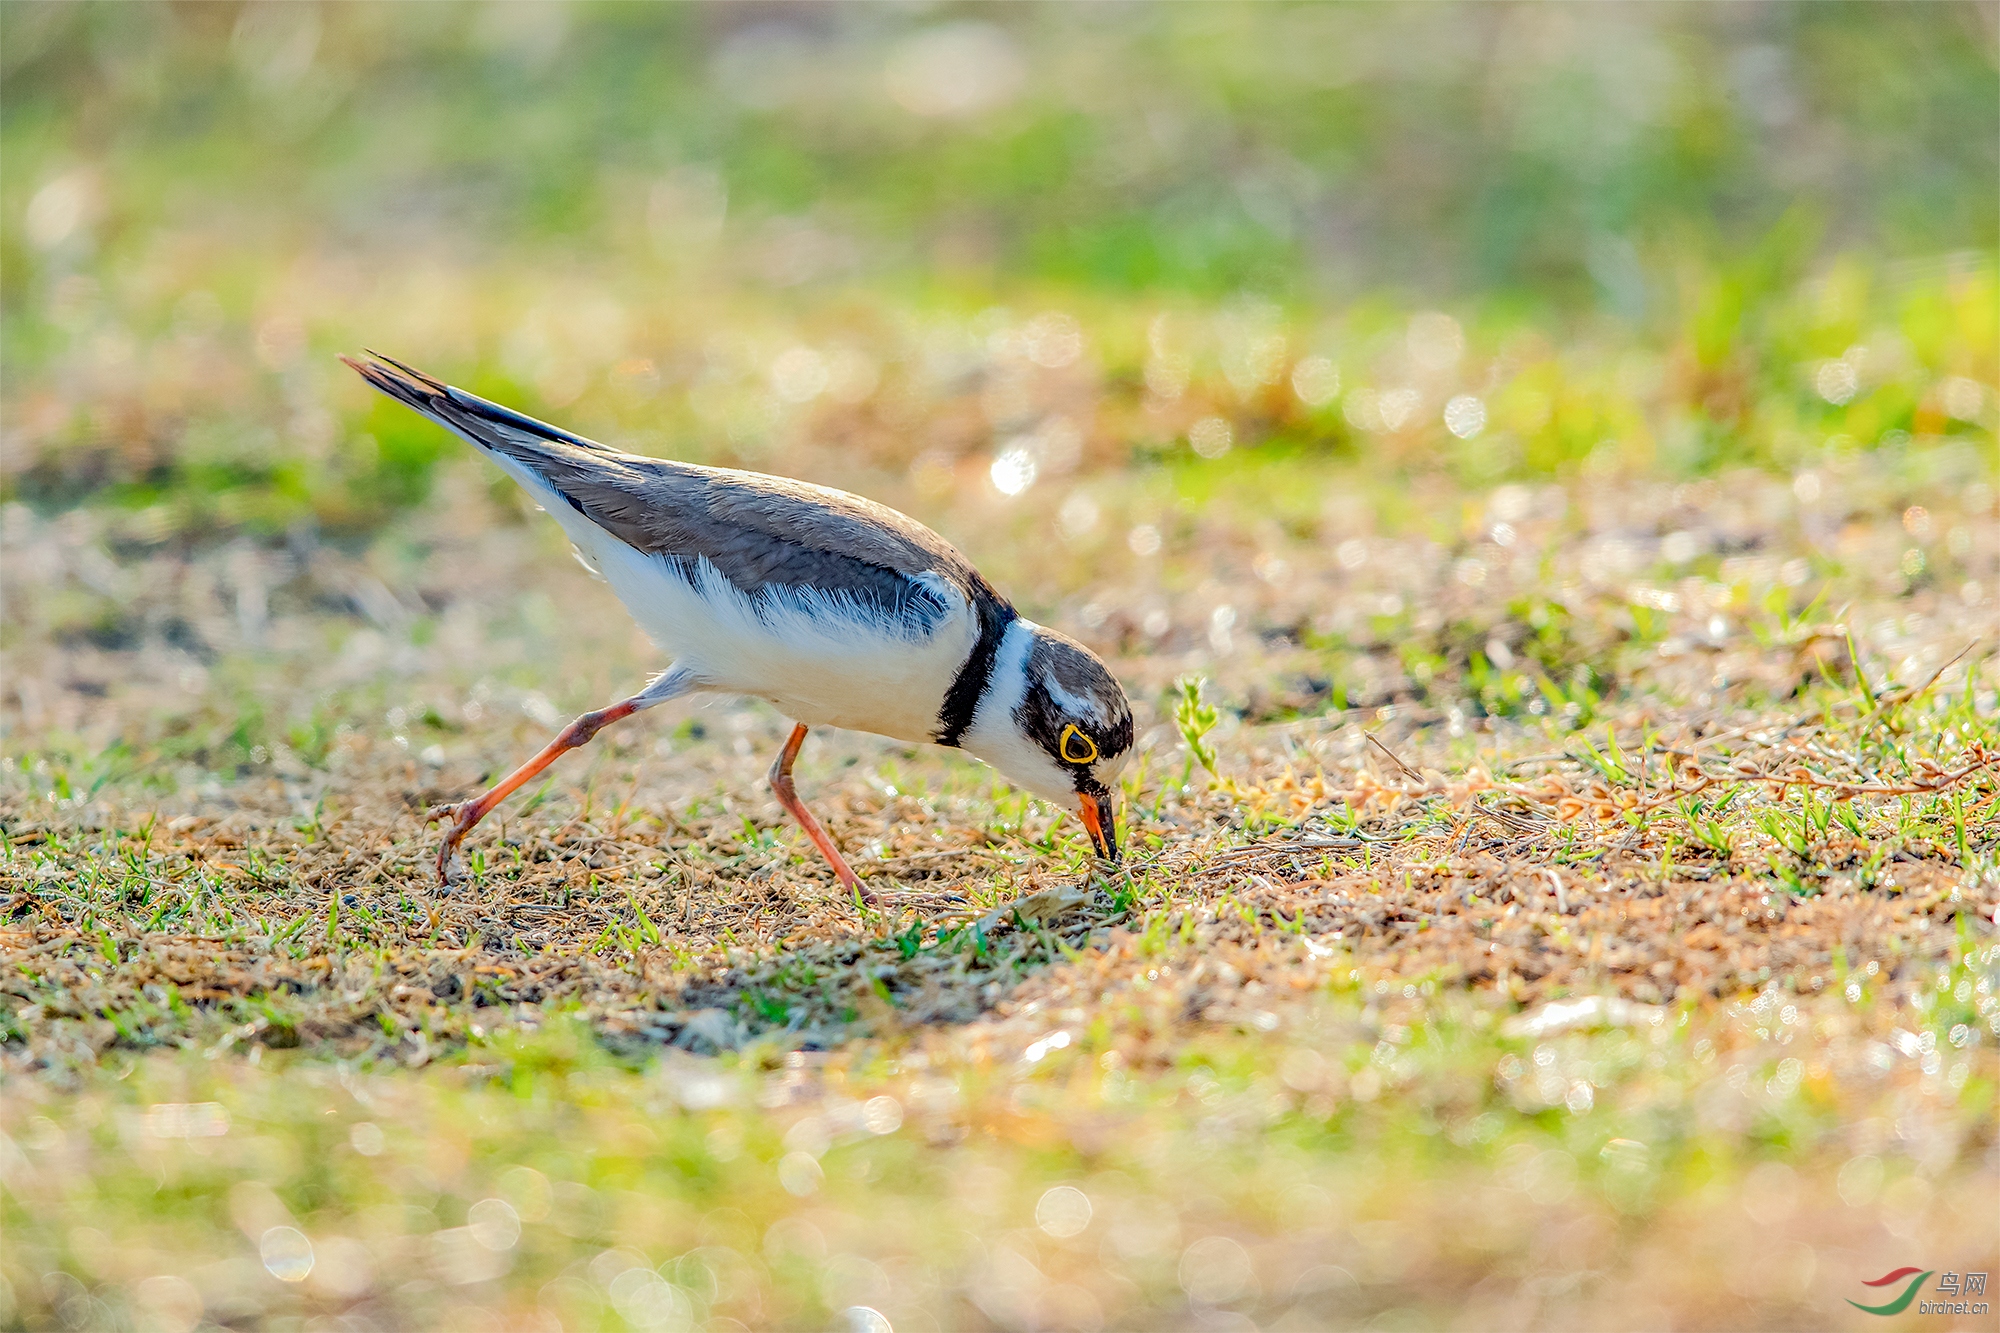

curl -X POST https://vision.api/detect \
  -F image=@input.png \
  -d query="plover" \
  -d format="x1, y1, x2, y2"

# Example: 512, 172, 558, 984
344, 354, 1133, 904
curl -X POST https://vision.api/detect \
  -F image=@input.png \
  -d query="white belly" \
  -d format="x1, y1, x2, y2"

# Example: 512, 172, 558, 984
532, 477, 972, 743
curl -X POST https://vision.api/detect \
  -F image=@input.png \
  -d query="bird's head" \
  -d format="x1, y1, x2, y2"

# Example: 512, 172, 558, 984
962, 621, 1133, 864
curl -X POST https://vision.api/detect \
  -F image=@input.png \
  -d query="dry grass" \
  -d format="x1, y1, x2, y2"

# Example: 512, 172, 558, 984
5, 448, 1996, 1059
3, 695, 1993, 1068
3, 450, 1998, 1330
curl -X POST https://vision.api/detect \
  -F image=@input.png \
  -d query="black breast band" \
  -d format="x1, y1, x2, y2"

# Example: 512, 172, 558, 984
935, 594, 1016, 747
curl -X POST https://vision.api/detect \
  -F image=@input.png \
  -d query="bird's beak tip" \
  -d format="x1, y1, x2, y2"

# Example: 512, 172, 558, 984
1079, 791, 1120, 863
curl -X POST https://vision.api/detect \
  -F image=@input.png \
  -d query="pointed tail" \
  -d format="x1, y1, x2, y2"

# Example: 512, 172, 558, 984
340, 351, 610, 459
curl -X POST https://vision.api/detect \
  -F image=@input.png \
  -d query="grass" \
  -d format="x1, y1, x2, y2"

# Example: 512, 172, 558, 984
4, 449, 1997, 1329
6, 976, 1992, 1332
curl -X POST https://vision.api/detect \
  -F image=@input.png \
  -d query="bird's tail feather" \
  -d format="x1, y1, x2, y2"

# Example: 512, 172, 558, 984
340, 351, 610, 461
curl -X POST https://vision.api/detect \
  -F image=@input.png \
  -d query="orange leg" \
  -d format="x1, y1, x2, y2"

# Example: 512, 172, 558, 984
430, 668, 694, 885
768, 723, 879, 907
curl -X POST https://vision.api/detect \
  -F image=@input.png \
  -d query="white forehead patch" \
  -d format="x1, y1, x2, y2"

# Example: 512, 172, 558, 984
1040, 667, 1102, 723
1027, 623, 1121, 729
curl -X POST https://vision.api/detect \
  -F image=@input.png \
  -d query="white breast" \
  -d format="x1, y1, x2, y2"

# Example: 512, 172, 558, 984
655, 557, 977, 740
506, 457, 976, 743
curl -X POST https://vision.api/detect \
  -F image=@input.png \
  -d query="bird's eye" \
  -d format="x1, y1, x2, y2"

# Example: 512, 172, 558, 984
1058, 724, 1099, 764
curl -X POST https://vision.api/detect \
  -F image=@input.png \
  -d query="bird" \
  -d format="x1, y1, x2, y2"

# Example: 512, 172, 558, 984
342, 352, 1133, 906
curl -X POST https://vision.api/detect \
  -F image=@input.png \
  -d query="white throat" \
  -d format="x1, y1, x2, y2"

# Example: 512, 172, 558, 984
957, 618, 1077, 807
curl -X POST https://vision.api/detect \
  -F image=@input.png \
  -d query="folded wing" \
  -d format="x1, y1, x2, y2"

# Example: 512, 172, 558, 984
344, 353, 1003, 639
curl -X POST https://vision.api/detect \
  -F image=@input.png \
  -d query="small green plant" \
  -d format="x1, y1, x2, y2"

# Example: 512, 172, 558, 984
1680, 790, 1741, 856
1756, 806, 1812, 858
1748, 584, 1830, 649
627, 891, 662, 946
1764, 852, 1816, 896
1574, 726, 1631, 785
1832, 800, 1866, 837
1536, 666, 1603, 729
1173, 675, 1222, 780
1468, 650, 1534, 718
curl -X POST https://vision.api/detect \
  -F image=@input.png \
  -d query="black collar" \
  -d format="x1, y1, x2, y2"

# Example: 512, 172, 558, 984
935, 592, 1016, 747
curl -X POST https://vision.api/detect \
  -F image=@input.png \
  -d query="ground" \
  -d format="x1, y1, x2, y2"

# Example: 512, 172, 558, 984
4, 434, 1996, 1331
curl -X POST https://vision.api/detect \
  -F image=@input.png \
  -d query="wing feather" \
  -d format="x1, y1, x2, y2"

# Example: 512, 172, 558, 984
343, 353, 1006, 636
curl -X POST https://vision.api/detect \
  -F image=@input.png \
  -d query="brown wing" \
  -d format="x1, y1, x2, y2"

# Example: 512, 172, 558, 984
345, 353, 1005, 629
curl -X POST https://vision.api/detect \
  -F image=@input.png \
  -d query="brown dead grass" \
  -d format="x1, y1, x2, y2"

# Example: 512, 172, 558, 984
3, 459, 1998, 1333
3, 452, 1997, 1073
2, 685, 1992, 1076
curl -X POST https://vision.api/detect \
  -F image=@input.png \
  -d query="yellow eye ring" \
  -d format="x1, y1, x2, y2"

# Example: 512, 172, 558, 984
1059, 724, 1099, 764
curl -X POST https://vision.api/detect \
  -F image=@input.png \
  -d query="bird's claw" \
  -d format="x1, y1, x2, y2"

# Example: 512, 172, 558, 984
426, 800, 482, 887
434, 840, 463, 890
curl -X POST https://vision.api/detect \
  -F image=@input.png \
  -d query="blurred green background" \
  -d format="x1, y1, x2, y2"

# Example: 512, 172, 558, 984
2, 1, 1995, 542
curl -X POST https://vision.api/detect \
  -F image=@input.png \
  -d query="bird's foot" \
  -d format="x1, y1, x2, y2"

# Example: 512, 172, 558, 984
839, 873, 884, 911
428, 802, 483, 890
433, 842, 463, 891
434, 804, 480, 888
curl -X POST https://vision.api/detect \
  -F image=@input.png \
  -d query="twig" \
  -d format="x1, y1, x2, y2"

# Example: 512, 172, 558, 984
1366, 733, 1423, 783
1498, 753, 1571, 772
1212, 836, 1370, 863
1854, 637, 1985, 730
875, 847, 1015, 865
